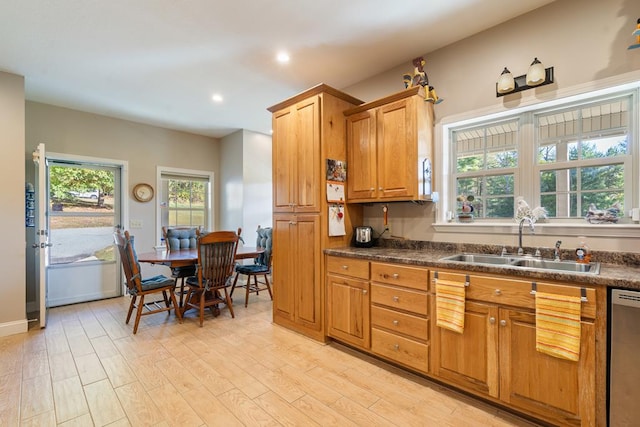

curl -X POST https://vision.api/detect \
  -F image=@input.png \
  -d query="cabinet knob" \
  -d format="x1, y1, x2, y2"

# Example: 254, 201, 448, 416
394, 344, 400, 351
369, 188, 374, 192
500, 320, 507, 327
489, 317, 496, 324
341, 265, 348, 270
392, 273, 399, 279
379, 187, 383, 191
495, 289, 501, 295
392, 296, 399, 302
393, 320, 399, 326
362, 289, 368, 295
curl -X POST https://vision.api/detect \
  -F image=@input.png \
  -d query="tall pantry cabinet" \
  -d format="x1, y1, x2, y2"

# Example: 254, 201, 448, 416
268, 84, 363, 341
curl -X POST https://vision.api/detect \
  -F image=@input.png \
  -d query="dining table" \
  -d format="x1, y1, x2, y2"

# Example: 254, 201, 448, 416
136, 245, 264, 267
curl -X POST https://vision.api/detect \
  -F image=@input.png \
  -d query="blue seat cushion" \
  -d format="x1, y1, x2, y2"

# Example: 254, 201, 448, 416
236, 264, 270, 274
138, 275, 174, 293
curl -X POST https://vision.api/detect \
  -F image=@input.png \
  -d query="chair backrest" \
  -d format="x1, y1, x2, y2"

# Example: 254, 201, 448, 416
113, 229, 142, 294
255, 226, 273, 267
163, 226, 199, 251
197, 231, 239, 289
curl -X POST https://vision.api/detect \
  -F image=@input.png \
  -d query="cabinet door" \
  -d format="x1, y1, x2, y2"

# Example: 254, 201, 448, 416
346, 110, 377, 201
272, 214, 295, 321
499, 308, 596, 426
272, 97, 321, 213
293, 214, 322, 332
432, 300, 499, 398
327, 274, 370, 349
376, 97, 417, 199
294, 97, 321, 212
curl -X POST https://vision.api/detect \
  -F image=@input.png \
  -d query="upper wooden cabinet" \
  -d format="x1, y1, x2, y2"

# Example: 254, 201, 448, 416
345, 86, 434, 203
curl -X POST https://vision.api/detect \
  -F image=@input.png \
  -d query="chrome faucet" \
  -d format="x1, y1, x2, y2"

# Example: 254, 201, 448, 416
554, 240, 562, 261
517, 217, 535, 256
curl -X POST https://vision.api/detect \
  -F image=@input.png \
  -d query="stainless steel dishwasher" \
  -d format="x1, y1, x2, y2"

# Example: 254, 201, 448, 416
609, 289, 640, 426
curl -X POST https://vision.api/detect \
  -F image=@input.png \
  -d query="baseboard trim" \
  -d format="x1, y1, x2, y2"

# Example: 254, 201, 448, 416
0, 319, 28, 337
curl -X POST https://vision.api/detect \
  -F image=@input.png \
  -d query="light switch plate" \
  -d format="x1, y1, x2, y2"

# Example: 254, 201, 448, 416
130, 219, 143, 228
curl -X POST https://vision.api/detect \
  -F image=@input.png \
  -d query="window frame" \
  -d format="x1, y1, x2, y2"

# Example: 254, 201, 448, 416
435, 80, 640, 238
155, 166, 214, 245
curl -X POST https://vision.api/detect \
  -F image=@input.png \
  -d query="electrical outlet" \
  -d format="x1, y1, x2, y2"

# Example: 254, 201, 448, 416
130, 219, 143, 228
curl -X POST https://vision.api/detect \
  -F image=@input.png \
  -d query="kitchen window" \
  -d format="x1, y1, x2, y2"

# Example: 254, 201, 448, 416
449, 90, 635, 223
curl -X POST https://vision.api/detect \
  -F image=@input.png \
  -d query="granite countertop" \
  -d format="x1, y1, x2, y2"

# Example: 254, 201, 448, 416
325, 240, 640, 290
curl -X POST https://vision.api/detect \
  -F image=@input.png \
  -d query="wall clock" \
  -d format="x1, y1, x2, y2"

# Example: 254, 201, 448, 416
133, 183, 154, 202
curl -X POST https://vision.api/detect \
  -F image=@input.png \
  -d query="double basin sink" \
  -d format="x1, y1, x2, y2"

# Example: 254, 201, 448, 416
440, 253, 600, 275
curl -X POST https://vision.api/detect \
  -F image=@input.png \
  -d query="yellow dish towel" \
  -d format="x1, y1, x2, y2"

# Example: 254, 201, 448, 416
436, 279, 466, 334
535, 291, 581, 361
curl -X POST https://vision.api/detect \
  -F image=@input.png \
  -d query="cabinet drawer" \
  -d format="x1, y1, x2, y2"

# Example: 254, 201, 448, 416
371, 283, 428, 315
327, 256, 370, 280
371, 305, 429, 341
433, 270, 596, 319
371, 262, 429, 291
372, 328, 429, 373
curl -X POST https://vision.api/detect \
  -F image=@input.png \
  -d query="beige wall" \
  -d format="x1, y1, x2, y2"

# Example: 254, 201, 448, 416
0, 71, 27, 335
345, 0, 640, 253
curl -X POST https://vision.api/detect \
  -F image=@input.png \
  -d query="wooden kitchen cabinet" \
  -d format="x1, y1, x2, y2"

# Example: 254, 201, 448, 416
431, 270, 597, 427
326, 256, 370, 349
345, 86, 434, 203
268, 85, 363, 341
370, 262, 430, 373
272, 214, 322, 338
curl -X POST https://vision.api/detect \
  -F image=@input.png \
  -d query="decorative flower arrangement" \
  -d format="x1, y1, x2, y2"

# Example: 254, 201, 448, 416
515, 196, 548, 223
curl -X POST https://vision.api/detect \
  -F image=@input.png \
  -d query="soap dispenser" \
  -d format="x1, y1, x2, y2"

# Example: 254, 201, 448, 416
575, 236, 591, 264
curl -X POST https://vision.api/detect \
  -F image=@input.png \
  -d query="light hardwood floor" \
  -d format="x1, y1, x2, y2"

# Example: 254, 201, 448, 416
1, 290, 542, 426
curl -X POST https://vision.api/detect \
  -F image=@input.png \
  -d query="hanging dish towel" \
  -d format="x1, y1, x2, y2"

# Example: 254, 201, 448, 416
436, 279, 466, 333
535, 291, 581, 361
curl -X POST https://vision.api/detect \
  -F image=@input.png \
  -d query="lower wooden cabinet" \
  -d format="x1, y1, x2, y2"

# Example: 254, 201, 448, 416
431, 270, 597, 427
326, 256, 370, 349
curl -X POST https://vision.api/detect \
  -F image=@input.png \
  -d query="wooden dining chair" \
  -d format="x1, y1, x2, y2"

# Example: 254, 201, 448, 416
182, 231, 239, 326
231, 226, 273, 307
162, 226, 200, 307
113, 229, 182, 334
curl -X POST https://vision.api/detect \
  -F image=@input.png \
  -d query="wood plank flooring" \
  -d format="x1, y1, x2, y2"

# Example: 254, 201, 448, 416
0, 290, 542, 426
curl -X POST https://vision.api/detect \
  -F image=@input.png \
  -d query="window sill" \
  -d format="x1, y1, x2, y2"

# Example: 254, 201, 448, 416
433, 221, 640, 238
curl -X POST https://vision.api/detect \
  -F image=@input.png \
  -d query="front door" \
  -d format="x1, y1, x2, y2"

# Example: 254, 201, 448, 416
45, 155, 123, 307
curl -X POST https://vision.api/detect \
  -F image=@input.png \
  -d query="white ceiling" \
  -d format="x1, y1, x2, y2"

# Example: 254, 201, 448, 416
0, 0, 555, 139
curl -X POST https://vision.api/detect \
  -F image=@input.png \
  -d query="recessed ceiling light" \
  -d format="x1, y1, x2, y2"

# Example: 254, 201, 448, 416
276, 51, 290, 63
212, 94, 223, 103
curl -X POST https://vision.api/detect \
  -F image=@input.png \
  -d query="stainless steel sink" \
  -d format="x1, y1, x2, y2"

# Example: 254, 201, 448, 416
440, 253, 600, 275
509, 258, 600, 274
440, 253, 514, 265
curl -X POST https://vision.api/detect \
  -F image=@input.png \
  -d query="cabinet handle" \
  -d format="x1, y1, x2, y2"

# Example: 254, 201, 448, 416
500, 320, 507, 327
394, 344, 400, 351
489, 317, 496, 324
369, 187, 374, 192
379, 187, 383, 191
392, 296, 399, 302
362, 289, 368, 295
392, 273, 399, 279
341, 265, 348, 270
495, 289, 501, 295
393, 320, 399, 326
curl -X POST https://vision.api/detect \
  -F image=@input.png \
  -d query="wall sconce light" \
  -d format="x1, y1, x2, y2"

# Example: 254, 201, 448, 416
496, 58, 554, 97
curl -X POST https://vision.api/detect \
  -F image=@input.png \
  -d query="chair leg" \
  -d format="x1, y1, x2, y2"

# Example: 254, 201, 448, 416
230, 272, 240, 297
264, 274, 273, 300
169, 291, 182, 323
126, 295, 137, 324
133, 295, 145, 334
224, 288, 235, 318
245, 275, 252, 307
198, 289, 205, 327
